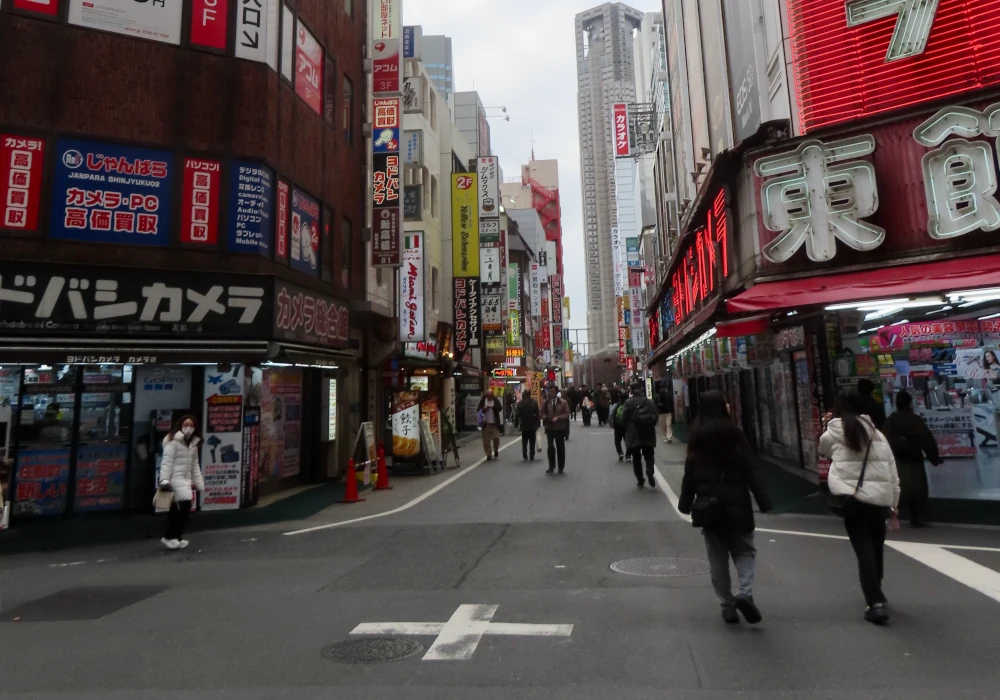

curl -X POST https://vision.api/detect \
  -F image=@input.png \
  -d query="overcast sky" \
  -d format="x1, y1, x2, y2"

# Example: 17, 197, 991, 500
405, 0, 662, 348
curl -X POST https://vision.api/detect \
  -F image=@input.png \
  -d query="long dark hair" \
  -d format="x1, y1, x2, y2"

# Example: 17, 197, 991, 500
168, 414, 200, 445
832, 391, 870, 452
687, 390, 750, 462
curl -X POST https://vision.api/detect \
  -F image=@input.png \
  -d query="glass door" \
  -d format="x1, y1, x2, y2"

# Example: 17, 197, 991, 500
74, 365, 133, 512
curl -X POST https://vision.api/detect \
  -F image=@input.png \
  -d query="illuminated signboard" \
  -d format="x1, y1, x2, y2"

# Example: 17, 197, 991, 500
669, 189, 730, 329
491, 368, 516, 378
505, 347, 524, 358
786, 0, 1000, 133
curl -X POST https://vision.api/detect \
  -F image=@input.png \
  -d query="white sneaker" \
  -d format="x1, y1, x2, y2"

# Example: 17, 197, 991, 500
161, 538, 180, 550
178, 540, 190, 549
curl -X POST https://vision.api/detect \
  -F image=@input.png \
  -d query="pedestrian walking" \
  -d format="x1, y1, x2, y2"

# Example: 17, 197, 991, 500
623, 382, 659, 488
514, 391, 541, 461
678, 391, 772, 625
882, 390, 941, 527
656, 384, 674, 444
595, 384, 611, 426
612, 399, 628, 461
856, 378, 887, 429
581, 395, 594, 426
820, 391, 900, 625
541, 383, 570, 474
157, 415, 205, 551
477, 390, 503, 461
566, 386, 579, 421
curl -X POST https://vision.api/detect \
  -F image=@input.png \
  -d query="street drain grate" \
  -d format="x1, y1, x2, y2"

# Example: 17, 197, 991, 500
610, 557, 711, 578
322, 637, 425, 664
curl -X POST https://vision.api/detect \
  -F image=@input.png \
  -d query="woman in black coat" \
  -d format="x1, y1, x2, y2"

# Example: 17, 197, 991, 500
678, 391, 772, 625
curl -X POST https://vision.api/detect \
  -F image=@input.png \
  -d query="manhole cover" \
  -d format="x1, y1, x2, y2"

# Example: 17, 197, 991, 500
610, 557, 711, 578
321, 637, 425, 664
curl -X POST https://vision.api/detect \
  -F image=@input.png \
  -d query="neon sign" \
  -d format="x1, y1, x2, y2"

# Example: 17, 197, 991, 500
669, 189, 730, 328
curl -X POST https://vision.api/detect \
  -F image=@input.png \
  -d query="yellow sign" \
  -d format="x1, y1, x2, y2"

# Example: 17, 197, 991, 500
506, 347, 524, 358
451, 174, 480, 277
563, 296, 570, 320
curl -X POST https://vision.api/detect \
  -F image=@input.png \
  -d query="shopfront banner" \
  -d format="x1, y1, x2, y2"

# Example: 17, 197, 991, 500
273, 280, 350, 349
399, 233, 425, 343
289, 187, 320, 277
69, 0, 183, 45
0, 262, 271, 338
295, 21, 323, 115
50, 138, 173, 247
73, 444, 127, 512
262, 369, 302, 479
452, 174, 479, 277
180, 158, 221, 245
1, 134, 44, 232
202, 365, 244, 511
191, 0, 229, 50
228, 161, 274, 256
13, 447, 70, 517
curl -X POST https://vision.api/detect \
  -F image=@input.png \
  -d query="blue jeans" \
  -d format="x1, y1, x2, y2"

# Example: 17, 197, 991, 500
703, 529, 756, 606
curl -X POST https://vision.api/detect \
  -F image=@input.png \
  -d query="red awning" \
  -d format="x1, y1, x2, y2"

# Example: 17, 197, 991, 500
715, 315, 771, 338
727, 254, 1000, 314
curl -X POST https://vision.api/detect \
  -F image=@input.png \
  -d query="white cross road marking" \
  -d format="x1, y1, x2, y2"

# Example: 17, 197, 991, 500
887, 542, 1000, 604
350, 604, 574, 661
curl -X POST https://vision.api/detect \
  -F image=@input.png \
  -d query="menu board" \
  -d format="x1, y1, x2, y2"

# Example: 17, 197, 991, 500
391, 392, 421, 461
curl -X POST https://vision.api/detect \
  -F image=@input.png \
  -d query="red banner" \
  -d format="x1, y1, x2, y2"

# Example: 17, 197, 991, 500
295, 23, 324, 115
1, 134, 44, 232
180, 158, 220, 245
190, 0, 228, 50
549, 274, 562, 324
13, 0, 58, 15
612, 103, 630, 157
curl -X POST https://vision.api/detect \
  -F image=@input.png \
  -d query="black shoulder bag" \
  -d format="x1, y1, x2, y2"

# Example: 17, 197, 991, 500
690, 470, 726, 528
828, 432, 873, 518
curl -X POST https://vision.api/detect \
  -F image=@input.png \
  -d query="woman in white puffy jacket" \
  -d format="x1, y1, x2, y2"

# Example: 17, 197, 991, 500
820, 392, 900, 625
158, 415, 205, 551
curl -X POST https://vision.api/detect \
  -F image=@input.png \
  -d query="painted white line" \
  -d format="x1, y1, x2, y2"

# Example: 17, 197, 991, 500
284, 439, 520, 535
351, 622, 445, 635
422, 603, 498, 661
652, 465, 690, 523
887, 541, 1000, 604
757, 527, 848, 542
485, 622, 574, 636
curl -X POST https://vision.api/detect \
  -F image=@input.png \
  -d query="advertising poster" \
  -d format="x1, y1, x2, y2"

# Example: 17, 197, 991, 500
73, 444, 127, 512
391, 391, 421, 461
477, 156, 499, 219
421, 396, 442, 461
191, 0, 229, 50
451, 174, 479, 277
13, 0, 59, 15
180, 158, 221, 245
69, 0, 183, 44
373, 98, 401, 154
13, 448, 70, 516
1, 134, 44, 232
235, 0, 279, 70
241, 407, 260, 507
919, 406, 977, 458
290, 187, 320, 276
50, 138, 173, 246
399, 233, 425, 343
228, 161, 274, 256
295, 22, 323, 115
261, 369, 302, 480
202, 366, 244, 511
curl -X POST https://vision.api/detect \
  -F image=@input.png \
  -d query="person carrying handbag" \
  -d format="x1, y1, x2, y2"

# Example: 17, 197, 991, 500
678, 391, 772, 625
820, 391, 900, 625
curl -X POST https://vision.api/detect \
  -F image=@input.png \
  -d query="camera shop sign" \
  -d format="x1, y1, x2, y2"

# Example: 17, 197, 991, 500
273, 280, 350, 349
0, 263, 269, 337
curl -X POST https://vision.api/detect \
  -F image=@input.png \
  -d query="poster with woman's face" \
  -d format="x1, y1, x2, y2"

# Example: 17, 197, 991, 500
984, 348, 1000, 379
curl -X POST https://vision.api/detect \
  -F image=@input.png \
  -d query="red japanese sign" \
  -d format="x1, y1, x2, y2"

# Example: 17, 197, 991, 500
295, 23, 324, 115
669, 189, 730, 328
276, 179, 289, 261
373, 206, 400, 267
13, 0, 58, 15
373, 39, 401, 94
372, 154, 400, 207
180, 158, 220, 245
373, 97, 401, 129
612, 103, 630, 157
787, 0, 1000, 133
549, 274, 562, 324
273, 280, 350, 349
190, 0, 228, 49
0, 134, 44, 232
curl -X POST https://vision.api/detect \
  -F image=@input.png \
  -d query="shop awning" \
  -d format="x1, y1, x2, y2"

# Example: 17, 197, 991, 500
715, 315, 771, 338
727, 254, 1000, 314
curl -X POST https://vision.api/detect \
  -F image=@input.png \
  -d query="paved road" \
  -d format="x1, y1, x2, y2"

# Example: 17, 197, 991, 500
1, 421, 999, 699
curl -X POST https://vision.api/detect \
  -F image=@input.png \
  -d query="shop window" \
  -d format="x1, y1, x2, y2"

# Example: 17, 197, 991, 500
280, 5, 295, 83
324, 55, 337, 125
341, 216, 353, 289
342, 76, 354, 143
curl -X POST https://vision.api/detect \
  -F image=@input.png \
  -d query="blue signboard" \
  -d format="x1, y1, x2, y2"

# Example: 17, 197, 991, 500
289, 187, 320, 277
228, 161, 274, 256
14, 448, 71, 517
403, 26, 415, 58
373, 127, 400, 154
50, 138, 173, 246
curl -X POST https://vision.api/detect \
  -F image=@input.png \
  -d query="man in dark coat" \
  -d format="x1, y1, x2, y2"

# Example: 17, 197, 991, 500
477, 391, 504, 461
623, 383, 660, 488
514, 392, 541, 461
883, 390, 941, 527
594, 384, 611, 426
856, 379, 887, 429
541, 383, 571, 474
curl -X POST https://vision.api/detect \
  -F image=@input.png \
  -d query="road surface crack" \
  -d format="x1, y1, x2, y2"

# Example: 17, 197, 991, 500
453, 524, 509, 589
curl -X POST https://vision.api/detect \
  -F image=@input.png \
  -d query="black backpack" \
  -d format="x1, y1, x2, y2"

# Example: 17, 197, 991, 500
633, 399, 658, 428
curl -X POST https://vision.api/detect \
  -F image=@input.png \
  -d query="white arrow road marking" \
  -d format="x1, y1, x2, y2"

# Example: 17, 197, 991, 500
846, 0, 941, 62
350, 604, 574, 661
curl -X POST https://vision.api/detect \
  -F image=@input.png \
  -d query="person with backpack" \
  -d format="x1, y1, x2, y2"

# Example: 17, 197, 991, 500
678, 391, 772, 624
882, 391, 941, 527
612, 399, 628, 461
514, 390, 541, 461
623, 382, 660, 488
656, 385, 675, 444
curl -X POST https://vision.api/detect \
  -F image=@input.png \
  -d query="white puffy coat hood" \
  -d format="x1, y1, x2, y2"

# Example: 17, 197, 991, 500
159, 433, 205, 503
820, 416, 900, 508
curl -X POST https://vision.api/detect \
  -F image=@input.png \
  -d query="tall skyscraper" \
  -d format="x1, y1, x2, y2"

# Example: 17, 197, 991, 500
575, 2, 644, 353
420, 35, 454, 104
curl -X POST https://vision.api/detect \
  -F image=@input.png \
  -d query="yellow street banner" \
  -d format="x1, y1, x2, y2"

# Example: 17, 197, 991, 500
563, 296, 570, 320
452, 173, 479, 277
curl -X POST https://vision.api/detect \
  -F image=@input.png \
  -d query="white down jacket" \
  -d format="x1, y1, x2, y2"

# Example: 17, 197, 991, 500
159, 433, 205, 503
820, 416, 900, 509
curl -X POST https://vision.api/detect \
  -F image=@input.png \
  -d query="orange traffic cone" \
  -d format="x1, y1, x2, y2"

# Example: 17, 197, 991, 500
374, 442, 392, 491
341, 458, 366, 504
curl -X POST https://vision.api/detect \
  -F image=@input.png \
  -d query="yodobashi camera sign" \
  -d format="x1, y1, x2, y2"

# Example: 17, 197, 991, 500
228, 161, 274, 256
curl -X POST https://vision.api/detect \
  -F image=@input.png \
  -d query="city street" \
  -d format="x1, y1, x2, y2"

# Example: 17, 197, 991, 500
1, 423, 999, 699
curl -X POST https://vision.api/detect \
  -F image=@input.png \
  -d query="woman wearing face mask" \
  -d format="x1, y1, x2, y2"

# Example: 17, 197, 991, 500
158, 415, 205, 550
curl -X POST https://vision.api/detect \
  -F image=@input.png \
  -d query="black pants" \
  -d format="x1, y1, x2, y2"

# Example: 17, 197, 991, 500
901, 463, 929, 525
521, 430, 537, 458
547, 432, 566, 471
614, 426, 626, 456
165, 500, 192, 540
632, 445, 654, 484
596, 406, 609, 426
843, 501, 888, 606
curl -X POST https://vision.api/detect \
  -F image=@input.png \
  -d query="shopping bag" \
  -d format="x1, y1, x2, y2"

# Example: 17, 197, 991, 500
152, 488, 173, 511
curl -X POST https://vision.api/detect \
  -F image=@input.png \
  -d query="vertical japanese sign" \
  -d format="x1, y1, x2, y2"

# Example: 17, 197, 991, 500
477, 156, 499, 219
373, 0, 402, 94
507, 263, 521, 346
454, 277, 471, 355
529, 262, 542, 318
466, 277, 481, 348
191, 0, 229, 49
290, 187, 320, 277
50, 138, 172, 247
0, 134, 44, 232
228, 161, 274, 256
629, 268, 645, 351
69, 0, 183, 45
372, 97, 401, 267
452, 174, 480, 276
295, 22, 323, 115
180, 158, 221, 246
480, 245, 501, 284
236, 0, 279, 70
400, 233, 425, 343
275, 179, 289, 261
372, 155, 401, 209
613, 103, 631, 157
550, 275, 563, 324
202, 365, 244, 511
